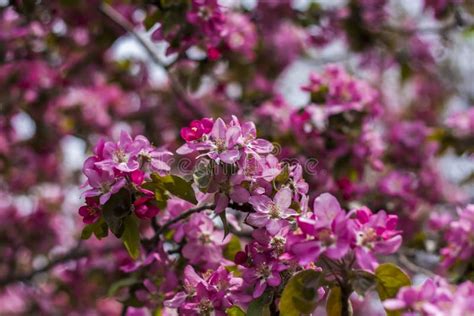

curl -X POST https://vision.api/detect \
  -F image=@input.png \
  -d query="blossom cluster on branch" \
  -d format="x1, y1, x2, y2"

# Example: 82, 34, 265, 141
1, 0, 474, 315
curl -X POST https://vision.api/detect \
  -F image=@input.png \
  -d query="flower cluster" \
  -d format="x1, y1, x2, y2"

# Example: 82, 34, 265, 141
384, 278, 474, 315
440, 204, 474, 269
151, 0, 257, 61
446, 107, 474, 138
164, 265, 243, 315
80, 131, 171, 222
289, 193, 401, 271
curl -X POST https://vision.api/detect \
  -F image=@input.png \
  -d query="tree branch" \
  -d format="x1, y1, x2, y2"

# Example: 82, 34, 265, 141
143, 203, 215, 247
1, 247, 86, 286
99, 2, 202, 117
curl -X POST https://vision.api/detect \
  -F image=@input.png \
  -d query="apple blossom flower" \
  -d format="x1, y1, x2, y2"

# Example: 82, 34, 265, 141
181, 213, 231, 269
290, 193, 350, 264
350, 207, 402, 270
241, 253, 286, 298
78, 197, 101, 224
247, 187, 297, 234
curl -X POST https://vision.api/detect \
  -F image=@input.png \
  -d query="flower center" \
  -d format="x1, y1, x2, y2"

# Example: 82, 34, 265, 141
318, 228, 335, 246
199, 233, 211, 244
100, 183, 111, 193
198, 7, 212, 21
357, 228, 378, 249
270, 236, 286, 255
215, 138, 225, 152
269, 204, 281, 219
88, 207, 98, 217
198, 298, 214, 315
113, 149, 129, 163
256, 264, 272, 280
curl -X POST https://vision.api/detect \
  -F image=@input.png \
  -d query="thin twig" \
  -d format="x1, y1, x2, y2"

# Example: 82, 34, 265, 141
145, 203, 215, 247
1, 247, 86, 286
0, 244, 120, 286
397, 253, 436, 278
99, 2, 201, 117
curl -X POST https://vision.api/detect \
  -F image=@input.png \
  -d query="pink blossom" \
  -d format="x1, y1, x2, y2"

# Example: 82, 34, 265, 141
180, 118, 214, 142
181, 213, 230, 268
241, 253, 286, 298
78, 197, 101, 224
247, 187, 297, 235
291, 193, 350, 264
350, 207, 402, 271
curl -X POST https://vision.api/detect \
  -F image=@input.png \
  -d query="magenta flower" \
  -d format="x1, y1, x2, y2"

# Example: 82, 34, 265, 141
78, 197, 101, 224
95, 130, 141, 172
165, 265, 242, 315
383, 278, 474, 315
232, 117, 273, 156
247, 187, 297, 234
206, 118, 241, 164
180, 118, 214, 142
351, 207, 402, 271
181, 213, 230, 268
177, 117, 241, 164
291, 193, 350, 264
440, 204, 474, 269
133, 195, 160, 220
214, 174, 250, 213
134, 135, 172, 175
186, 0, 225, 38
242, 253, 286, 298
82, 160, 126, 205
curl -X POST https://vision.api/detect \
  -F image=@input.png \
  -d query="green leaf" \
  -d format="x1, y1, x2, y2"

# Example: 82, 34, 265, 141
247, 291, 272, 316
350, 269, 377, 296
223, 235, 241, 261
80, 224, 94, 240
375, 263, 411, 300
326, 287, 342, 316
225, 305, 245, 316
108, 277, 138, 296
279, 270, 323, 316
102, 189, 131, 238
81, 218, 109, 240
153, 174, 197, 205
219, 211, 230, 238
121, 215, 141, 260
193, 159, 213, 192
120, 293, 145, 308
274, 164, 290, 186
310, 85, 329, 103
375, 263, 411, 316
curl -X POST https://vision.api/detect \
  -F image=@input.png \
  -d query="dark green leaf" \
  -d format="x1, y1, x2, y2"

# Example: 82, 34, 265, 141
153, 174, 197, 205
80, 224, 94, 240
247, 291, 272, 316
279, 269, 323, 316
81, 217, 109, 240
102, 189, 131, 237
120, 294, 145, 308
121, 215, 141, 260
93, 218, 109, 239
219, 211, 230, 238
